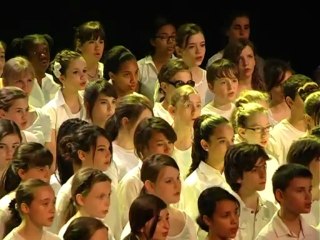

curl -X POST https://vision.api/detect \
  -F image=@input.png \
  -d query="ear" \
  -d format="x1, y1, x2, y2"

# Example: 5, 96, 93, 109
77, 149, 87, 162
108, 72, 115, 81
17, 169, 27, 181
237, 127, 246, 139
236, 177, 242, 184
304, 114, 313, 130
160, 82, 168, 94
75, 193, 85, 206
202, 215, 212, 228
275, 189, 284, 204
150, 38, 156, 47
207, 82, 214, 92
144, 180, 155, 194
200, 139, 209, 152
20, 202, 30, 214
0, 109, 6, 118
168, 104, 175, 117
121, 117, 129, 128
285, 96, 294, 108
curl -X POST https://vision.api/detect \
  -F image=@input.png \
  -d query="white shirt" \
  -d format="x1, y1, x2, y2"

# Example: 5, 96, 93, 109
112, 142, 140, 181
153, 102, 174, 126
4, 228, 61, 240
42, 90, 86, 132
117, 161, 143, 229
172, 146, 192, 180
255, 211, 320, 240
201, 102, 235, 120
29, 73, 60, 108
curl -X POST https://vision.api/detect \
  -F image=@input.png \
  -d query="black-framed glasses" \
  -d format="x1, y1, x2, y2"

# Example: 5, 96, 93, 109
245, 125, 272, 134
167, 80, 195, 88
155, 35, 176, 42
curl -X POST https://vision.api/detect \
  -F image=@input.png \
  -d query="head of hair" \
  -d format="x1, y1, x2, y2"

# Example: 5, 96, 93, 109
189, 114, 229, 176
128, 194, 167, 238
140, 154, 179, 194
56, 118, 89, 185
63, 216, 108, 240
105, 93, 153, 141
263, 58, 294, 92
197, 186, 240, 232
170, 85, 198, 107
311, 126, 320, 138
9, 34, 53, 59
2, 56, 35, 86
0, 119, 22, 142
134, 117, 177, 159
223, 9, 251, 34
0, 40, 7, 51
50, 49, 82, 85
0, 142, 53, 198
283, 74, 313, 100
287, 136, 320, 167
272, 163, 312, 203
59, 124, 111, 168
298, 82, 319, 101
84, 79, 118, 120
224, 142, 269, 192
223, 39, 265, 91
5, 179, 50, 236
64, 167, 111, 223
74, 20, 106, 51
233, 102, 268, 132
235, 89, 269, 106
206, 58, 238, 84
103, 45, 136, 77
304, 91, 320, 126
0, 86, 27, 112
176, 23, 204, 50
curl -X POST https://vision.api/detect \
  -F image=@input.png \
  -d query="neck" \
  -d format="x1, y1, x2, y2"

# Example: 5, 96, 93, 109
213, 100, 232, 110
35, 70, 46, 86
312, 185, 320, 201
278, 208, 301, 233
206, 157, 224, 173
17, 219, 43, 240
207, 231, 228, 240
270, 99, 287, 108
77, 209, 89, 217
115, 130, 134, 149
173, 123, 193, 150
287, 113, 307, 131
238, 188, 259, 209
152, 53, 171, 71
189, 66, 202, 84
161, 99, 170, 111
92, 118, 105, 129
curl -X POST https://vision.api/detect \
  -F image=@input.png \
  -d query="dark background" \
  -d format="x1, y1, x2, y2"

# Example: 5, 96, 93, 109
2, 0, 319, 77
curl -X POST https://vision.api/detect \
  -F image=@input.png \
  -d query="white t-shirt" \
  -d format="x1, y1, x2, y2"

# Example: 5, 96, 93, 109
153, 102, 174, 126
4, 228, 61, 240
201, 102, 235, 120
171, 146, 192, 180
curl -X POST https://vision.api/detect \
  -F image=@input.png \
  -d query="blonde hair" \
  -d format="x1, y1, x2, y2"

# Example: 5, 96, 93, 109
170, 85, 199, 107
235, 89, 269, 106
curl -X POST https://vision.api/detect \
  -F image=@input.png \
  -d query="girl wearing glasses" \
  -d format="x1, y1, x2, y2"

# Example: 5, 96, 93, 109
154, 58, 194, 125
175, 23, 211, 107
233, 102, 279, 203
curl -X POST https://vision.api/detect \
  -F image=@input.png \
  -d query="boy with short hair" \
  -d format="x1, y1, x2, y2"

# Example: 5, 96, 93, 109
224, 142, 278, 240
202, 58, 238, 120
256, 163, 320, 239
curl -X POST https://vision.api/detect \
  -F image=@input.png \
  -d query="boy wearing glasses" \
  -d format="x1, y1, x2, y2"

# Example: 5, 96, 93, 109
224, 142, 278, 240
153, 58, 195, 125
201, 58, 238, 120
267, 74, 313, 165
256, 163, 320, 239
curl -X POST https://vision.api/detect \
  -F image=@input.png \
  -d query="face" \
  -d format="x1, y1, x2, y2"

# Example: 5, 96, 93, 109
7, 72, 34, 95
226, 16, 250, 43
20, 165, 52, 183
82, 136, 111, 172
270, 70, 292, 103
79, 37, 105, 63
0, 134, 21, 170
61, 57, 88, 91
239, 157, 267, 192
162, 70, 193, 102
0, 44, 5, 76
206, 200, 239, 239
110, 59, 139, 97
238, 45, 255, 80
0, 98, 29, 130
279, 177, 312, 214
23, 185, 55, 227
309, 157, 320, 187
240, 112, 271, 148
81, 180, 111, 219
142, 132, 175, 158
28, 41, 50, 73
205, 123, 234, 163
152, 24, 176, 56
89, 228, 109, 240
179, 32, 206, 67
91, 94, 117, 127
171, 93, 201, 126
150, 166, 181, 204
288, 93, 305, 117
144, 208, 170, 240
211, 76, 239, 104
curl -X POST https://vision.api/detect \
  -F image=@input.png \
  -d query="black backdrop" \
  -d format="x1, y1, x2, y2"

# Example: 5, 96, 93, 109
2, 0, 319, 77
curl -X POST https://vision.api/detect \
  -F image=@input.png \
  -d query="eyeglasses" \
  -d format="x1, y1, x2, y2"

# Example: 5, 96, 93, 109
155, 35, 176, 42
245, 125, 272, 134
166, 80, 195, 88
